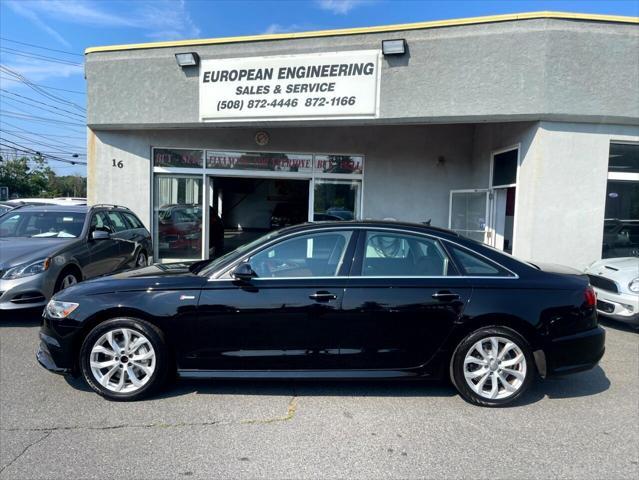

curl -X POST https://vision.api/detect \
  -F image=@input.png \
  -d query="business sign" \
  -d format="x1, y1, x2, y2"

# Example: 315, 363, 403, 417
199, 50, 381, 122
206, 151, 313, 173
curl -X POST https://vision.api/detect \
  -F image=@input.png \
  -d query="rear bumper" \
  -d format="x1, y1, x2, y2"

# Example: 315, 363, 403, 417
545, 326, 606, 376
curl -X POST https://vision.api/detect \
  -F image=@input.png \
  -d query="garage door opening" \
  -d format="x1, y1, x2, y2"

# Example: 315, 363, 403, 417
208, 176, 309, 257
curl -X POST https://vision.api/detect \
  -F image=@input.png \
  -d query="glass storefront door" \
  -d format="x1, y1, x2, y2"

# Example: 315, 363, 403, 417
154, 175, 203, 262
449, 190, 489, 243
313, 179, 361, 221
152, 148, 364, 262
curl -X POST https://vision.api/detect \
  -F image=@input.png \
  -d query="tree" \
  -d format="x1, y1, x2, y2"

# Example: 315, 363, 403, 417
0, 156, 86, 198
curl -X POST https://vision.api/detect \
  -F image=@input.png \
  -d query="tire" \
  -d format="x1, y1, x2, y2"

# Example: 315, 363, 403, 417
135, 250, 148, 268
53, 268, 80, 293
450, 326, 535, 407
79, 318, 169, 401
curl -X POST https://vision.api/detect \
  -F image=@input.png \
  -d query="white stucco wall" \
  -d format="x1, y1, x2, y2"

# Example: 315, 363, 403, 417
514, 122, 639, 269
88, 123, 476, 232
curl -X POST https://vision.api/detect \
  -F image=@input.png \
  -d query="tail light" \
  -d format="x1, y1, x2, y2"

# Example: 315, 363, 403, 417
584, 285, 597, 307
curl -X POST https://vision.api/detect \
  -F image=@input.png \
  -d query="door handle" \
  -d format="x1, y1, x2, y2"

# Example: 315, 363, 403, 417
309, 291, 337, 302
432, 291, 460, 301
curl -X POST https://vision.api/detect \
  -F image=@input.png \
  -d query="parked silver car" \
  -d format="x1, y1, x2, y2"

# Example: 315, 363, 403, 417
0, 204, 151, 310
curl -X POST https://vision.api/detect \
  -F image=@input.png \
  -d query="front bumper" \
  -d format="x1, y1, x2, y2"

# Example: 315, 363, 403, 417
545, 326, 606, 376
0, 272, 54, 311
37, 341, 71, 374
593, 288, 639, 325
37, 315, 80, 374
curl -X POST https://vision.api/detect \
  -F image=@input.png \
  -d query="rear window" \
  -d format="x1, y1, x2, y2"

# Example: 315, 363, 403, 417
447, 244, 513, 277
123, 212, 144, 229
106, 211, 128, 232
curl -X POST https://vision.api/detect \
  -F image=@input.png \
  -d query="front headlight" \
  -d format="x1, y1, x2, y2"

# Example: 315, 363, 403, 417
629, 278, 639, 293
45, 300, 79, 319
1, 258, 51, 280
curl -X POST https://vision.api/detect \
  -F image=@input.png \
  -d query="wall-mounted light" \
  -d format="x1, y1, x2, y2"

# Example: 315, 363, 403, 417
382, 39, 406, 56
175, 52, 200, 67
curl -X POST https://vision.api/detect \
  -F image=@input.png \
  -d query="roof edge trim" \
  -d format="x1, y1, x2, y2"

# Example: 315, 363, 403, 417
85, 11, 639, 54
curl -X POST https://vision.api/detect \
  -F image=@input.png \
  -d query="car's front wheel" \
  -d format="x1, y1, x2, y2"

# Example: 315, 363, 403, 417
450, 326, 534, 407
79, 318, 168, 401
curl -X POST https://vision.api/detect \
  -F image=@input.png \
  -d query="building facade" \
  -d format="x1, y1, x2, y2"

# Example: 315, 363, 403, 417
85, 12, 639, 269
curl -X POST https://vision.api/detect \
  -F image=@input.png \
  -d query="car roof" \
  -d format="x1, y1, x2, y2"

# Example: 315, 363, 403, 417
7, 204, 89, 213
277, 220, 460, 239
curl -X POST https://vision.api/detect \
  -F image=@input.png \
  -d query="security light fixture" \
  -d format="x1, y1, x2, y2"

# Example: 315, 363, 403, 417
382, 39, 406, 56
175, 52, 199, 67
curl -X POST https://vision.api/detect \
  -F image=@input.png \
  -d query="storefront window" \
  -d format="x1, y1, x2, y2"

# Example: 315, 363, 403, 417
313, 179, 360, 221
492, 149, 518, 187
153, 149, 203, 168
608, 143, 639, 173
154, 175, 203, 261
602, 143, 638, 259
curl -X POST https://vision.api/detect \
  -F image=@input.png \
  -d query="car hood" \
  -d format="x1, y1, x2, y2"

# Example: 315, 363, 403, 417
586, 257, 639, 275
55, 262, 206, 298
0, 237, 72, 269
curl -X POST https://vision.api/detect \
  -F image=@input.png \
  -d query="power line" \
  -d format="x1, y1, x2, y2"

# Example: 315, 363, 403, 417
0, 121, 85, 148
0, 75, 85, 95
0, 65, 85, 112
1, 93, 86, 122
0, 36, 83, 57
1, 111, 85, 127
0, 47, 83, 67
0, 139, 87, 165
0, 129, 85, 140
0, 88, 85, 118
1, 131, 84, 154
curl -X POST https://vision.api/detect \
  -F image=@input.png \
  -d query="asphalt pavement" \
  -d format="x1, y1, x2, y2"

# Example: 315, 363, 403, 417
0, 310, 637, 479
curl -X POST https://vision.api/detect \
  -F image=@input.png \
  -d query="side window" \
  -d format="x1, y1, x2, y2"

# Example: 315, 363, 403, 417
106, 211, 128, 232
361, 231, 454, 277
91, 212, 112, 233
249, 231, 352, 278
123, 212, 144, 229
447, 244, 511, 277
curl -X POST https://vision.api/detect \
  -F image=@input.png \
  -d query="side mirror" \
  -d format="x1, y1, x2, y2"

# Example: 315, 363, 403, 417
91, 229, 110, 241
232, 262, 257, 281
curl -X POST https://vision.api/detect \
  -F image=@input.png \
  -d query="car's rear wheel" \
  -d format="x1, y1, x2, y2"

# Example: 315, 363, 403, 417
450, 326, 534, 407
79, 318, 168, 401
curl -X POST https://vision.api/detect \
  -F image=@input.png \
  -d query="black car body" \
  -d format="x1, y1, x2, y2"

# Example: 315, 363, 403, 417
38, 221, 605, 406
0, 204, 151, 310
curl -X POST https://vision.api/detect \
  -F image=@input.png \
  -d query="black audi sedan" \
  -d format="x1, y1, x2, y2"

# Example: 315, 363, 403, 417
38, 221, 605, 407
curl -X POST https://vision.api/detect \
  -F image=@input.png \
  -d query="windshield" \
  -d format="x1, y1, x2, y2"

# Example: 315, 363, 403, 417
197, 230, 281, 277
0, 211, 86, 238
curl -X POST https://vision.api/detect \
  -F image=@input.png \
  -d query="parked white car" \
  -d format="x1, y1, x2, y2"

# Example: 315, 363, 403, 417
585, 257, 639, 326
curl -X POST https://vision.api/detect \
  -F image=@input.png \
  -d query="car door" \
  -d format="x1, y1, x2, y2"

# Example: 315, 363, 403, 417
340, 229, 472, 370
84, 210, 122, 278
105, 210, 136, 269
195, 229, 356, 371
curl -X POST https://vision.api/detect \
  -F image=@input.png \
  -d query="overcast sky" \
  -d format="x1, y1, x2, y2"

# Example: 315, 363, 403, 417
1, 0, 637, 177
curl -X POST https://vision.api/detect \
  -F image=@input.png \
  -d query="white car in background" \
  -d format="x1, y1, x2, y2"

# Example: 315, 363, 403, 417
585, 257, 639, 326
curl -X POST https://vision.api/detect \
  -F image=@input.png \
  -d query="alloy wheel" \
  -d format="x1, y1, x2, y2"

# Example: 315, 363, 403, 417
89, 328, 156, 393
61, 274, 78, 289
462, 336, 527, 400
136, 252, 147, 268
